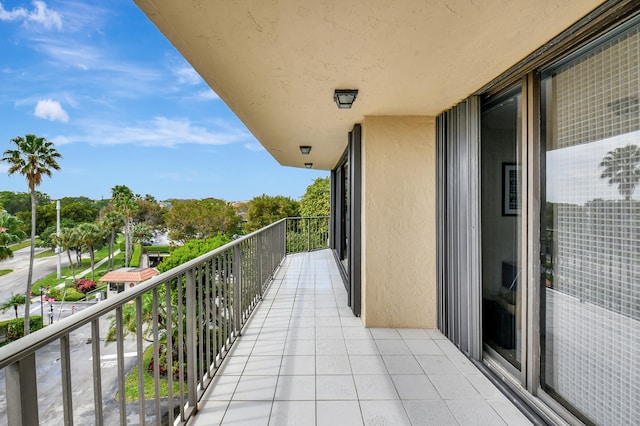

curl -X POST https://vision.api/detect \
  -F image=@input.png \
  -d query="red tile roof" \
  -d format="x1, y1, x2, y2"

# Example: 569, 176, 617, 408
99, 268, 159, 283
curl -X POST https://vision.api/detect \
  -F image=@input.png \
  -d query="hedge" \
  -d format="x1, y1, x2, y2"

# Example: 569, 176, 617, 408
0, 316, 44, 346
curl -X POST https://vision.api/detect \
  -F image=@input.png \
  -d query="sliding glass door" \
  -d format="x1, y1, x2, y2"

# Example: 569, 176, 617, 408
481, 88, 523, 371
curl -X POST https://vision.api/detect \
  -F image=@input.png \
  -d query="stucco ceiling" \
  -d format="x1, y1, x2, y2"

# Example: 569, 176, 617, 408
134, 0, 604, 170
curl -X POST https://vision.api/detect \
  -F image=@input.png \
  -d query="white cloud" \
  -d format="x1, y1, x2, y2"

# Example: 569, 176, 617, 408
174, 65, 201, 85
197, 90, 220, 101
244, 142, 265, 152
34, 99, 69, 122
0, 1, 62, 30
56, 116, 250, 148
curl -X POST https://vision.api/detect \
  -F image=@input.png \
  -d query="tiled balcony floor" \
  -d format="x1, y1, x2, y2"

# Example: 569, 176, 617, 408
192, 249, 532, 426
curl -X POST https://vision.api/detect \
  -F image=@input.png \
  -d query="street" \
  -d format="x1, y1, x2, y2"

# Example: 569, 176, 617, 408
0, 247, 157, 425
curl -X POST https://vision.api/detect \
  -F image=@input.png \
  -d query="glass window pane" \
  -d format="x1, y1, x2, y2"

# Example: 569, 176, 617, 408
540, 21, 640, 425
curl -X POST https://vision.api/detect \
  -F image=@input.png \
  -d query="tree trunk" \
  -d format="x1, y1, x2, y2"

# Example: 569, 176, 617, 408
24, 190, 36, 335
125, 217, 131, 268
90, 249, 95, 281
109, 228, 115, 271
67, 249, 76, 283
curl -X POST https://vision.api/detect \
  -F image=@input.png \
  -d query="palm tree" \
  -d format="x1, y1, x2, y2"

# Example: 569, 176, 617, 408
51, 227, 79, 284
76, 223, 106, 281
0, 293, 27, 319
100, 211, 125, 271
1, 134, 62, 335
111, 185, 138, 267
599, 144, 640, 200
0, 213, 27, 261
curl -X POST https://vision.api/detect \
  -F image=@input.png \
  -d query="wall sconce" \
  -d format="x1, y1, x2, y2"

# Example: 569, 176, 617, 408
299, 146, 312, 155
304, 163, 313, 169
334, 89, 358, 109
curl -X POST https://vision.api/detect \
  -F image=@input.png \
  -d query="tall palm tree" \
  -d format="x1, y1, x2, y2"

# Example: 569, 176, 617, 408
600, 144, 640, 200
0, 213, 27, 261
76, 222, 106, 281
1, 134, 62, 335
111, 185, 138, 267
51, 227, 79, 284
100, 211, 125, 271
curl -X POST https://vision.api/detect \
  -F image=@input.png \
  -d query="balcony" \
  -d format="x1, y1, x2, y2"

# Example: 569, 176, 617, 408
0, 218, 531, 425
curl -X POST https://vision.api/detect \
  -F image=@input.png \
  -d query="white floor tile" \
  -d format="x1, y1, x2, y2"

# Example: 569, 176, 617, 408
269, 401, 316, 426
402, 399, 459, 425
316, 375, 358, 400
349, 355, 388, 375
317, 401, 363, 426
382, 355, 423, 374
391, 374, 440, 399
233, 375, 278, 400
316, 354, 351, 375
275, 375, 316, 400
415, 355, 460, 375
447, 399, 508, 426
397, 328, 430, 340
375, 339, 411, 355
370, 328, 403, 340
243, 355, 282, 375
429, 374, 481, 399
222, 400, 271, 426
353, 375, 399, 400
360, 400, 412, 426
280, 355, 316, 375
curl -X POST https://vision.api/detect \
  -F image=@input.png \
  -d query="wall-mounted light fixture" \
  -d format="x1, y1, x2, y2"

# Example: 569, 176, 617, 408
299, 145, 312, 155
304, 163, 313, 169
334, 89, 358, 109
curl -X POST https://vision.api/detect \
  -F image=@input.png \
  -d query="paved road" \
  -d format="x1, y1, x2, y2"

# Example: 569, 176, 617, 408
0, 247, 160, 424
0, 246, 70, 320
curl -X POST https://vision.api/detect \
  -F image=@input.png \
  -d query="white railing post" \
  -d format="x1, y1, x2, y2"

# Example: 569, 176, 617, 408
5, 354, 39, 425
233, 244, 242, 336
186, 269, 198, 416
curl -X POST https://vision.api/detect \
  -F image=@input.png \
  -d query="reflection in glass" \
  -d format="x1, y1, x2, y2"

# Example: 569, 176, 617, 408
540, 22, 640, 425
481, 88, 522, 370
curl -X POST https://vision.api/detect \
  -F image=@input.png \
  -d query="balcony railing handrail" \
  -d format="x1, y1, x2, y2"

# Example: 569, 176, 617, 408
0, 216, 330, 425
0, 218, 291, 369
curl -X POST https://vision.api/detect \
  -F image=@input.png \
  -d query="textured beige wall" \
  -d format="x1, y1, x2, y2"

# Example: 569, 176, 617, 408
361, 116, 436, 328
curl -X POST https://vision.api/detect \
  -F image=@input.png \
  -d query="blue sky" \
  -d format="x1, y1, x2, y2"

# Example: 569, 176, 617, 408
0, 1, 328, 202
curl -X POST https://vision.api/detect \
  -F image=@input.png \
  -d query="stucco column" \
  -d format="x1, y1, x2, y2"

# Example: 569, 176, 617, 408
361, 115, 437, 328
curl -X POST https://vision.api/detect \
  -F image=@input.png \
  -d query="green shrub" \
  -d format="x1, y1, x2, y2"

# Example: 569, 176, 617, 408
48, 286, 85, 302
130, 244, 142, 267
0, 316, 44, 346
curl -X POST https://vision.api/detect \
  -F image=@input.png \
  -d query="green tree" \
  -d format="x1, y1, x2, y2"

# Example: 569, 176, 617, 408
51, 227, 80, 283
0, 213, 27, 261
100, 211, 125, 271
111, 185, 139, 267
135, 196, 165, 228
300, 177, 330, 217
244, 194, 300, 233
0, 293, 27, 319
2, 134, 62, 335
600, 144, 640, 200
131, 222, 154, 245
76, 222, 106, 281
0, 191, 50, 215
165, 198, 240, 242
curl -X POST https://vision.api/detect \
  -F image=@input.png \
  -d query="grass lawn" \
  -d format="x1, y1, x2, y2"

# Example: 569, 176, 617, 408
122, 344, 182, 402
9, 238, 43, 251
35, 249, 55, 259
0, 270, 12, 277
31, 247, 125, 295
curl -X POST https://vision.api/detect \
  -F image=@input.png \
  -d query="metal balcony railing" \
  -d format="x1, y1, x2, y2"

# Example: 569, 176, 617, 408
0, 217, 329, 425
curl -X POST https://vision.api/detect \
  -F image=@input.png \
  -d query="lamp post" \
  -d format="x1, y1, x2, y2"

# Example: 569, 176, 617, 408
38, 286, 44, 321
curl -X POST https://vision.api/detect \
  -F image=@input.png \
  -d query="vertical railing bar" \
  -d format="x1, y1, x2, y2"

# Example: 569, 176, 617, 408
186, 268, 198, 416
152, 289, 161, 424
307, 217, 311, 251
165, 280, 174, 425
223, 251, 230, 351
5, 354, 39, 425
177, 275, 186, 420
135, 296, 145, 426
116, 306, 126, 426
205, 260, 212, 377
60, 334, 74, 426
91, 319, 104, 426
198, 263, 205, 389
233, 244, 242, 336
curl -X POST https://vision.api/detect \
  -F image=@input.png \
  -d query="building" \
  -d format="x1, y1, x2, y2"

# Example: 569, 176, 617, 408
100, 267, 159, 298
129, 1, 640, 424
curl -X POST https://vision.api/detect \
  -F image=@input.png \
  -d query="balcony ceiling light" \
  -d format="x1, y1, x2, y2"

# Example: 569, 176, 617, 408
334, 89, 358, 109
299, 145, 312, 155
304, 163, 313, 169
